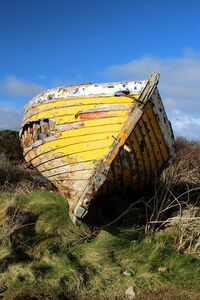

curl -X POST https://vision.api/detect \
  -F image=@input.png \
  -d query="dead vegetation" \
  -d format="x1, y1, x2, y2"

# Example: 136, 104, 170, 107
0, 152, 32, 190
143, 138, 200, 257
0, 131, 199, 299
0, 130, 54, 193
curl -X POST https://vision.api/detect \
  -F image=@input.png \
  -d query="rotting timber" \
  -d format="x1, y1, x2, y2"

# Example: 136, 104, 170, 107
20, 73, 175, 225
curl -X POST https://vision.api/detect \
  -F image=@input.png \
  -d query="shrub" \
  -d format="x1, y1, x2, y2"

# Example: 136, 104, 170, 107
0, 130, 23, 161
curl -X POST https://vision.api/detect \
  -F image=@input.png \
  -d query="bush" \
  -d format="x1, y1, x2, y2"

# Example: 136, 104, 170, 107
0, 130, 23, 161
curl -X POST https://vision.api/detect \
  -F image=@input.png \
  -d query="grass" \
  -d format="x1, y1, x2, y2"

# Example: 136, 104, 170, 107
0, 190, 200, 299
0, 132, 199, 299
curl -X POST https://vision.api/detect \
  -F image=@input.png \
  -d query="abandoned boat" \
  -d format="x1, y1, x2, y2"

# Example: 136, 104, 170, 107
20, 73, 175, 224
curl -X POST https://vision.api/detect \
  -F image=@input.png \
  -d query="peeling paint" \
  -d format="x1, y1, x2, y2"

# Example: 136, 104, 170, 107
20, 73, 175, 225
78, 111, 109, 120
24, 80, 147, 110
56, 122, 85, 131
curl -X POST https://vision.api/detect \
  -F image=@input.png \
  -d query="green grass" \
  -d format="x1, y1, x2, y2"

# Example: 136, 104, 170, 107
0, 190, 200, 299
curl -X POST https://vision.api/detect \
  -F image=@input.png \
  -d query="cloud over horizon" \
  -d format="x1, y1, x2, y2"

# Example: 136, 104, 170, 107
104, 49, 200, 139
0, 75, 44, 98
0, 51, 200, 140
0, 104, 22, 131
0, 75, 44, 131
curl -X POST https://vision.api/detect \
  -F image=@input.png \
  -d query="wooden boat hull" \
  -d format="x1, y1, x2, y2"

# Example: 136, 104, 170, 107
20, 73, 174, 224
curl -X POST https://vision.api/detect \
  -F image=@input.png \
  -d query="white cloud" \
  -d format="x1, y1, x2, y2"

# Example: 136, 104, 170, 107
0, 75, 44, 97
0, 75, 43, 131
169, 110, 200, 139
104, 49, 200, 139
0, 105, 22, 131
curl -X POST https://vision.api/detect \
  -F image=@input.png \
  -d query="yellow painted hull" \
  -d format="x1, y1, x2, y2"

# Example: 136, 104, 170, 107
20, 73, 174, 224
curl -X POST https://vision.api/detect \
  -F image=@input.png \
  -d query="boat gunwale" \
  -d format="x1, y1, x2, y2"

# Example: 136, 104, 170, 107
24, 80, 147, 111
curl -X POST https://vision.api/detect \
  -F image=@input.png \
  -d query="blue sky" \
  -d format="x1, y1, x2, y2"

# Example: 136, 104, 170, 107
0, 0, 200, 138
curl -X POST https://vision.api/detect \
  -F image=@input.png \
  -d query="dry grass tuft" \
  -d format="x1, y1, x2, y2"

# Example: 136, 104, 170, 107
166, 137, 200, 185
141, 138, 200, 259
0, 153, 26, 187
171, 206, 200, 257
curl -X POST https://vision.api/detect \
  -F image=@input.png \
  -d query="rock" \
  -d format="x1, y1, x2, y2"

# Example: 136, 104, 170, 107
125, 286, 136, 299
158, 267, 168, 273
123, 270, 132, 276
33, 175, 50, 186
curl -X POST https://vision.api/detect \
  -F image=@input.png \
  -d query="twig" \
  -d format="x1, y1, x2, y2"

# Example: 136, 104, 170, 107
103, 197, 144, 228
